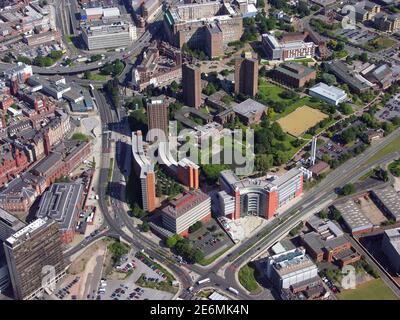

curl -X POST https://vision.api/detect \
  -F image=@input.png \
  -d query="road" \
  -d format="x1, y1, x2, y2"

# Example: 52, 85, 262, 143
70, 87, 400, 300
0, 8, 162, 76
93, 89, 194, 293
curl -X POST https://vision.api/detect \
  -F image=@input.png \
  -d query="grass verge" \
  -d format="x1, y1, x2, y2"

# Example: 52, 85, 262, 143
338, 279, 398, 300
238, 263, 262, 295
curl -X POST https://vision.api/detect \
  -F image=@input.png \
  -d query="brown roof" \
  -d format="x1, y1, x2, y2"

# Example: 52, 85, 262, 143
309, 161, 330, 175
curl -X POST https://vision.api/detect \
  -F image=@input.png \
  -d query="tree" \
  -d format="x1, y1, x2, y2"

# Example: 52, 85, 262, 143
340, 183, 356, 196
188, 221, 203, 233
321, 73, 337, 86
17, 56, 32, 64
49, 50, 63, 60
331, 207, 342, 221
201, 164, 229, 184
191, 249, 205, 263
257, 0, 265, 8
296, 1, 310, 17
33, 56, 53, 67
360, 52, 368, 63
132, 203, 145, 218
108, 241, 129, 264
270, 122, 285, 141
202, 82, 217, 96
112, 59, 124, 76
339, 103, 353, 115
170, 80, 179, 93
141, 221, 150, 232
318, 210, 328, 219
166, 234, 182, 248
91, 54, 102, 62
84, 71, 92, 80
255, 154, 274, 173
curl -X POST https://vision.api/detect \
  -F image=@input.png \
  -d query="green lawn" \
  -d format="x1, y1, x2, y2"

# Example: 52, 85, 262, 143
258, 79, 286, 103
389, 159, 400, 177
87, 73, 108, 81
338, 279, 398, 300
364, 135, 400, 166
258, 79, 324, 121
364, 37, 397, 52
238, 264, 262, 294
198, 246, 232, 266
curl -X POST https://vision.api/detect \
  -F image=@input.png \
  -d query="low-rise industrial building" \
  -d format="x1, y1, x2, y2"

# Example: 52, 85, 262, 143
335, 200, 373, 235
309, 82, 348, 106
370, 187, 400, 222
381, 227, 400, 274
324, 61, 371, 94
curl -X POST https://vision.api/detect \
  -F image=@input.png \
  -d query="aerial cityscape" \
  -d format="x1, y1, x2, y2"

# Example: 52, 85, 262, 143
1, 0, 400, 305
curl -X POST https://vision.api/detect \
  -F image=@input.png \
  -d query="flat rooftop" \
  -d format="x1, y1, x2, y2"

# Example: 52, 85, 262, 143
36, 183, 84, 231
335, 200, 373, 233
371, 187, 400, 221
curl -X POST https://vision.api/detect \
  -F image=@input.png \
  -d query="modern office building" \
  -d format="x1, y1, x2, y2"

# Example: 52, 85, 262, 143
309, 82, 348, 106
146, 96, 169, 142
3, 218, 66, 300
381, 227, 400, 273
161, 189, 211, 236
0, 208, 25, 293
219, 168, 304, 220
0, 260, 9, 293
266, 247, 319, 291
271, 62, 316, 88
182, 64, 201, 109
234, 56, 258, 97
2, 62, 33, 83
36, 183, 84, 244
0, 208, 26, 242
262, 32, 316, 61
81, 19, 137, 50
132, 131, 157, 212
